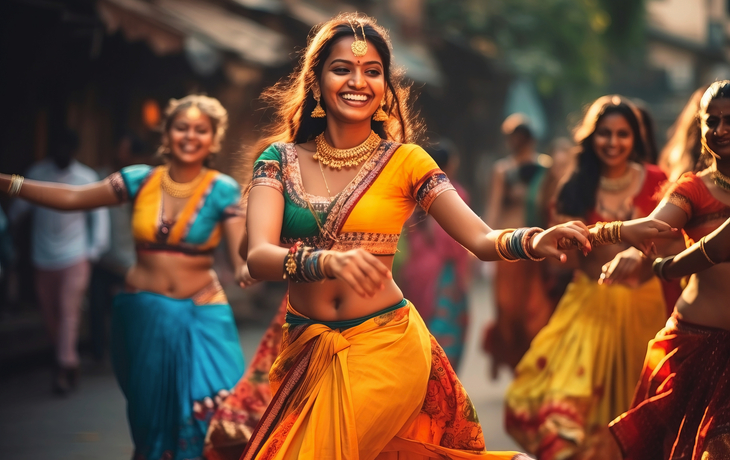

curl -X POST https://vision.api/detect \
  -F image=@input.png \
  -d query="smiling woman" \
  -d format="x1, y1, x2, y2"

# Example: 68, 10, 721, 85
0, 95, 247, 460
214, 11, 654, 460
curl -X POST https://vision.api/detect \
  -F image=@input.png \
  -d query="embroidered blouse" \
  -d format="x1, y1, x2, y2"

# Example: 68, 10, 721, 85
108, 165, 243, 255
250, 140, 455, 255
664, 172, 730, 246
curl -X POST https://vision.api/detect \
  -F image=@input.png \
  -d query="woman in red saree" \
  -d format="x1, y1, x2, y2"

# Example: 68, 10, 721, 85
603, 80, 730, 460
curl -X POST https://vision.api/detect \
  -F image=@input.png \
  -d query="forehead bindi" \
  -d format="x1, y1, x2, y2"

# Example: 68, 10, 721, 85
325, 37, 382, 67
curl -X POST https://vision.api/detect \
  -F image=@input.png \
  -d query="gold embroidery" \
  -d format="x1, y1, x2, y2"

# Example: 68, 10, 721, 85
282, 232, 400, 255
667, 192, 693, 217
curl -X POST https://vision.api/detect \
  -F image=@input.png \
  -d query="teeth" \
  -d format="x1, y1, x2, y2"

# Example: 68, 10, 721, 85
342, 94, 367, 101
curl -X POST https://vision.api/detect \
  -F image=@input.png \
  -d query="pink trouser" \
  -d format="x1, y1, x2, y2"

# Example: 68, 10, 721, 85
35, 260, 91, 367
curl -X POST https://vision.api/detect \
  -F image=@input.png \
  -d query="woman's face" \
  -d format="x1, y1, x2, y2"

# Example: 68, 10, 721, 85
167, 106, 214, 165
319, 36, 386, 124
592, 112, 635, 170
701, 98, 730, 159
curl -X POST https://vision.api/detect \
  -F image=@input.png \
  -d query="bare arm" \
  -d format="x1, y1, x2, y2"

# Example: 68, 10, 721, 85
661, 216, 730, 279
0, 174, 119, 210
429, 189, 591, 262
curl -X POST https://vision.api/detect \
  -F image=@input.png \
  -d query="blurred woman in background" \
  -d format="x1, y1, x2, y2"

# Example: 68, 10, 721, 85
482, 114, 555, 378
505, 96, 669, 460
0, 95, 246, 460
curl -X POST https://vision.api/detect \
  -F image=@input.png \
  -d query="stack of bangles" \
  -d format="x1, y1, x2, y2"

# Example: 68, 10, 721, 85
555, 220, 623, 252
495, 227, 546, 262
7, 174, 24, 197
283, 241, 335, 282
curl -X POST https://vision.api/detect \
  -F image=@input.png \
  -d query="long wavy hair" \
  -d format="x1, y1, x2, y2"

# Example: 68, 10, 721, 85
698, 80, 730, 169
240, 13, 424, 183
556, 95, 648, 218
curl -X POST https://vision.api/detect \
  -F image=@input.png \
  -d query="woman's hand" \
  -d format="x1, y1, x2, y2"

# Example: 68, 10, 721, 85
193, 388, 230, 421
621, 217, 677, 255
532, 221, 591, 262
322, 249, 391, 298
599, 247, 647, 285
236, 263, 260, 288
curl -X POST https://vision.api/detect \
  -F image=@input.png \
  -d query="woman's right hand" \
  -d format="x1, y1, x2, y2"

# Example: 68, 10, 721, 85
322, 249, 392, 298
621, 217, 677, 255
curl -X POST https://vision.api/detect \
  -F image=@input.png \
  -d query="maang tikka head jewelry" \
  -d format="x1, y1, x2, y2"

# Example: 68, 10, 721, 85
349, 20, 368, 57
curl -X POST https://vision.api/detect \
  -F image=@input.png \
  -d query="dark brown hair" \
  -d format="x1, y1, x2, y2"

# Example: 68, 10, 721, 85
240, 13, 424, 183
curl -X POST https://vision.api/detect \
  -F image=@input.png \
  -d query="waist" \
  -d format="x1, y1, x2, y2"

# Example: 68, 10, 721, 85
286, 298, 408, 330
123, 277, 227, 305
135, 242, 215, 256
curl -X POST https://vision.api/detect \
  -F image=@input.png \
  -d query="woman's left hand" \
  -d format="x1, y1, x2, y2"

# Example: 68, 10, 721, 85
193, 388, 230, 421
236, 263, 260, 288
621, 217, 677, 255
531, 221, 591, 262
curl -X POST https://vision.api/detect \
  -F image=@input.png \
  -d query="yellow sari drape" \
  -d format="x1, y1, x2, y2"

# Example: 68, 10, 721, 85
242, 301, 523, 460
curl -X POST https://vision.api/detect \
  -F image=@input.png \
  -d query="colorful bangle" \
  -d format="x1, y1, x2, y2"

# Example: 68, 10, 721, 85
699, 236, 719, 265
495, 229, 519, 262
522, 228, 546, 261
282, 242, 328, 283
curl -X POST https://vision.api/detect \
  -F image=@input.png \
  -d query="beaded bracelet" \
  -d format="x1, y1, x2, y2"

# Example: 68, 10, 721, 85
283, 241, 333, 282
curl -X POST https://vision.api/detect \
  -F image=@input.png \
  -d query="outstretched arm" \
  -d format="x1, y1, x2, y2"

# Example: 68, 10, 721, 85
428, 189, 591, 262
0, 174, 119, 211
657, 216, 730, 279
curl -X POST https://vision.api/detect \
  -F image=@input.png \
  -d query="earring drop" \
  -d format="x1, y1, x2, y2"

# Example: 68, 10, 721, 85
372, 100, 388, 122
311, 93, 326, 118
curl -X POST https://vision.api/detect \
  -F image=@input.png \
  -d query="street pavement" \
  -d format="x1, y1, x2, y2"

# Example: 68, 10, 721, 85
0, 275, 521, 459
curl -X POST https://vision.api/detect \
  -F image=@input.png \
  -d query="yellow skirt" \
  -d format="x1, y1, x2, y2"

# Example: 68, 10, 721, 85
504, 273, 667, 460
241, 300, 526, 460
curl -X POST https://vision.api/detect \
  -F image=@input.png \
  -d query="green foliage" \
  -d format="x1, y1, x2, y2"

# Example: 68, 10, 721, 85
427, 0, 646, 101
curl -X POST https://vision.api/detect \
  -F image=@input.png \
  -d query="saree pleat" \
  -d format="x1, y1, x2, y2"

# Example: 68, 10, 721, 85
240, 300, 526, 460
609, 315, 730, 460
112, 291, 245, 460
505, 273, 667, 460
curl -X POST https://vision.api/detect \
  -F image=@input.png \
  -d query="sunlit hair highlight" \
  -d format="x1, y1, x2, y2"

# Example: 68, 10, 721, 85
240, 12, 424, 183
158, 94, 229, 157
698, 80, 730, 166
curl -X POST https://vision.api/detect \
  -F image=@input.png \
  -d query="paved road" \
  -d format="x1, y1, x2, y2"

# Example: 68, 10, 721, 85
0, 276, 521, 459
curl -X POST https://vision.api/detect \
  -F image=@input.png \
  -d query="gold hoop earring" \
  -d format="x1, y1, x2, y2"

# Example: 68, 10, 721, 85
372, 99, 388, 122
311, 89, 326, 118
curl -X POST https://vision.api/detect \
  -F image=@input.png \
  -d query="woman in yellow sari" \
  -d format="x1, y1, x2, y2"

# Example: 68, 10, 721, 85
240, 13, 671, 460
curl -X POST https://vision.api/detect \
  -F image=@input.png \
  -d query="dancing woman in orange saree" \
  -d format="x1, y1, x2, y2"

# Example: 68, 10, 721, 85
236, 13, 656, 460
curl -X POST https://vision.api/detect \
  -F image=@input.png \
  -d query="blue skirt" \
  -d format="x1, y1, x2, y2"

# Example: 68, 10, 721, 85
111, 290, 245, 460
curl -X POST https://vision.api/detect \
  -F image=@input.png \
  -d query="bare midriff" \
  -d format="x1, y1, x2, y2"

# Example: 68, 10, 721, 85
288, 254, 405, 322
676, 263, 730, 330
124, 251, 217, 299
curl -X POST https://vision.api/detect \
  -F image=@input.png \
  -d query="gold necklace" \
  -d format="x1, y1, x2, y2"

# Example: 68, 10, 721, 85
599, 167, 633, 192
313, 130, 381, 170
161, 165, 207, 198
712, 168, 730, 193
318, 160, 333, 197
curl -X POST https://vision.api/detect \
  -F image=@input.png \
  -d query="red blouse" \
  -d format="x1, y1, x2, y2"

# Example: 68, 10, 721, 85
664, 172, 730, 246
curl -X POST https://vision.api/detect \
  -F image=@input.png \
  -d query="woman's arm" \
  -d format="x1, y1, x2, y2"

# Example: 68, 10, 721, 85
428, 189, 591, 262
658, 216, 730, 279
246, 186, 390, 297
0, 174, 119, 210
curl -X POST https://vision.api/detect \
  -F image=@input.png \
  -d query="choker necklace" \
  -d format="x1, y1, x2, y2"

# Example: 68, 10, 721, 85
599, 167, 633, 192
313, 131, 381, 170
712, 168, 730, 193
161, 165, 207, 198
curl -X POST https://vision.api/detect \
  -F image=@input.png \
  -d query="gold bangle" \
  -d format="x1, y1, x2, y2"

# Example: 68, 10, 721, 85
495, 229, 519, 262
699, 236, 719, 265
8, 174, 24, 197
